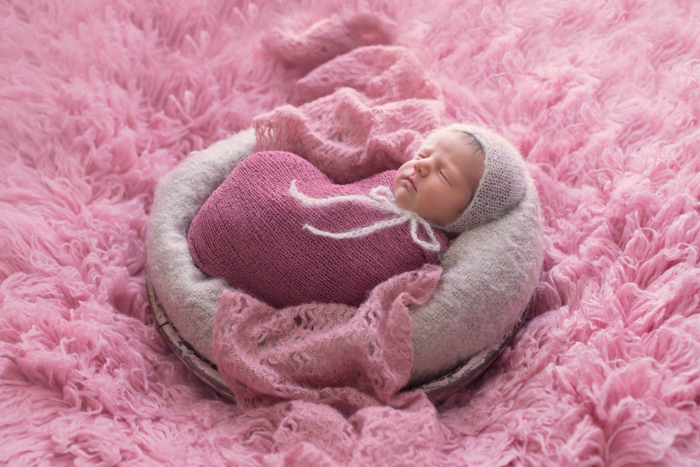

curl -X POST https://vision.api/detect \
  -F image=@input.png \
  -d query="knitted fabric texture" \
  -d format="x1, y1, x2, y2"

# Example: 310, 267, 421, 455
435, 123, 528, 233
288, 182, 443, 252
253, 45, 444, 185
262, 14, 396, 73
187, 151, 448, 308
213, 264, 442, 409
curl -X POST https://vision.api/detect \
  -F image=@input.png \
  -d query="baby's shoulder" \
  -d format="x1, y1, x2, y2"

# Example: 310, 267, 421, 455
230, 150, 319, 183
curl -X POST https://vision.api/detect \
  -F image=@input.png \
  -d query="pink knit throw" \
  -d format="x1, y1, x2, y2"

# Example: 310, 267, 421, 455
188, 151, 448, 307
213, 264, 443, 465
213, 264, 442, 409
253, 45, 444, 185
202, 40, 451, 417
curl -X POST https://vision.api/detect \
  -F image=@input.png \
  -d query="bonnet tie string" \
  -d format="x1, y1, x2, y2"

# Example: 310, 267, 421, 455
289, 180, 441, 252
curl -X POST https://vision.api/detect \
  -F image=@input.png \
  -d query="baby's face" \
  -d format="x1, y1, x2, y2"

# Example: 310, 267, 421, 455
392, 130, 484, 226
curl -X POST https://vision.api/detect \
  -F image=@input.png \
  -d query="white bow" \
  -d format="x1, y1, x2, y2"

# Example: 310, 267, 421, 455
289, 180, 441, 252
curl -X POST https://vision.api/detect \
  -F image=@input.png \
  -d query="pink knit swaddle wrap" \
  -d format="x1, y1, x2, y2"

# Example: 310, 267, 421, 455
188, 151, 449, 308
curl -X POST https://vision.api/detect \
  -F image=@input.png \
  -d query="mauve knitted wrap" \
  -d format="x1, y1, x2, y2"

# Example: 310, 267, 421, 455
187, 151, 449, 308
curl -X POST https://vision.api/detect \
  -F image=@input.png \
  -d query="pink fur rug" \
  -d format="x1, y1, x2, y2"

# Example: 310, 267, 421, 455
2, 0, 699, 465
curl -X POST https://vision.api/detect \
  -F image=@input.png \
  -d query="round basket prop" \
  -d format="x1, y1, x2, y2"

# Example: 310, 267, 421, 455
145, 128, 543, 402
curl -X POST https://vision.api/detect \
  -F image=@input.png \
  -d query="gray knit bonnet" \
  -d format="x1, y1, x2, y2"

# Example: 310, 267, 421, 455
419, 123, 527, 233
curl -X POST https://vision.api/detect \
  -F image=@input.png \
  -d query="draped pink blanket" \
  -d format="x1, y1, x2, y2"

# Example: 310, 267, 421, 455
2, 1, 700, 465
253, 45, 444, 184
205, 42, 450, 418
207, 43, 449, 429
213, 265, 441, 409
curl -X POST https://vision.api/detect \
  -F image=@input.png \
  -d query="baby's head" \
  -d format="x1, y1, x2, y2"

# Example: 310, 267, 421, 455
392, 123, 527, 233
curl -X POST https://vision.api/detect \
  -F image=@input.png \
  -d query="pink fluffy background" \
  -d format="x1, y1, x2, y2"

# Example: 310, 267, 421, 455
2, 0, 700, 465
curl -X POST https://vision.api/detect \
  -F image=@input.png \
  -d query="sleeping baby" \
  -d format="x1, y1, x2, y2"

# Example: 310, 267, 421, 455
187, 123, 527, 308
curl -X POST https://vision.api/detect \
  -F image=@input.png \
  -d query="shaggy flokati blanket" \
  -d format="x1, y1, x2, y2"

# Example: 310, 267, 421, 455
2, 0, 700, 465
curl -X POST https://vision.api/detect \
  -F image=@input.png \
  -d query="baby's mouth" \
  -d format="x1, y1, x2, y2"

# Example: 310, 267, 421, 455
404, 176, 416, 191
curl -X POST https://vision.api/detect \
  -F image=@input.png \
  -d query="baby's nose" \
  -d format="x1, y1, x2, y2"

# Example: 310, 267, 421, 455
414, 159, 430, 175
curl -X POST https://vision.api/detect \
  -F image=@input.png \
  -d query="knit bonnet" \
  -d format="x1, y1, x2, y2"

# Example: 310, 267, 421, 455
423, 123, 527, 233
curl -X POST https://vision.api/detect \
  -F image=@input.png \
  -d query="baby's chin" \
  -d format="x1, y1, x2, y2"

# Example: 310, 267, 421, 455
416, 207, 465, 232
391, 182, 411, 211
